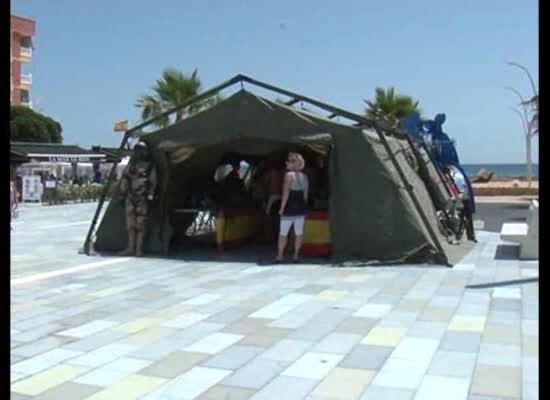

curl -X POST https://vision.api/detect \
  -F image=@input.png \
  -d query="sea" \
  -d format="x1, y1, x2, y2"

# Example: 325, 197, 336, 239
462, 164, 539, 178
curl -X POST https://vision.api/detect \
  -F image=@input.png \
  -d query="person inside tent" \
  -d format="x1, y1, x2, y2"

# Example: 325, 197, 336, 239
277, 152, 309, 263
118, 141, 157, 257
262, 157, 283, 241
215, 159, 247, 208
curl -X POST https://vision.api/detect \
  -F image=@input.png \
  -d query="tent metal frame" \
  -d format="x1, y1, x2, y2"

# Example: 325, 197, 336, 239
83, 74, 449, 266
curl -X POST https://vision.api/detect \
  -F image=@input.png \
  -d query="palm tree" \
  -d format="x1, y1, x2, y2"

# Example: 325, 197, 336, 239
508, 62, 538, 135
507, 61, 539, 187
136, 68, 221, 129
364, 87, 421, 128
522, 94, 538, 135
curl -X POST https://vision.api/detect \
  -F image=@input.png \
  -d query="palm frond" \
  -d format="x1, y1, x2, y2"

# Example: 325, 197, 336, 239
365, 87, 420, 127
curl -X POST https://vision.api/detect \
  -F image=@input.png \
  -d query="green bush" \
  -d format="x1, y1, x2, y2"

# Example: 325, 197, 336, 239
52, 183, 113, 204
11, 105, 63, 143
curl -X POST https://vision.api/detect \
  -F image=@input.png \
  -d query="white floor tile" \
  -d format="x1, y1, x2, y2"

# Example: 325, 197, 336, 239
182, 294, 221, 305
373, 357, 430, 390
391, 338, 439, 362
261, 339, 312, 362
353, 304, 393, 319
12, 348, 82, 375
314, 333, 362, 355
492, 287, 521, 300
281, 352, 343, 380
161, 312, 210, 329
57, 320, 118, 338
184, 333, 244, 354
151, 366, 232, 400
453, 264, 475, 271
414, 375, 469, 400
249, 303, 296, 319
73, 356, 151, 387
69, 343, 136, 368
249, 294, 312, 320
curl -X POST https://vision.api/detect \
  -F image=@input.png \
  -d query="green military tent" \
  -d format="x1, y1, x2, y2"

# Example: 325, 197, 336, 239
87, 75, 462, 266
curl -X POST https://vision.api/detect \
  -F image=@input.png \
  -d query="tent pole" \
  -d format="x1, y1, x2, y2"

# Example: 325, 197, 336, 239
372, 125, 450, 266
82, 132, 131, 255
238, 75, 376, 127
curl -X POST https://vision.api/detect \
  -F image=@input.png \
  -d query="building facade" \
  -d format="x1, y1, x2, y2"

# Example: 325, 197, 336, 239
11, 15, 35, 107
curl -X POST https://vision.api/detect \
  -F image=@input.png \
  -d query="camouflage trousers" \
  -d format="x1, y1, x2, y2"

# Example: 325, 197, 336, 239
126, 197, 148, 232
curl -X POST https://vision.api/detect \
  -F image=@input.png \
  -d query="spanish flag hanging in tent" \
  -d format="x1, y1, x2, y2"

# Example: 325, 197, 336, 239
301, 211, 331, 257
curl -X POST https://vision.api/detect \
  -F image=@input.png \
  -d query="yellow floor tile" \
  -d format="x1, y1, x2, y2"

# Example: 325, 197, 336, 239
448, 315, 487, 332
148, 304, 193, 319
115, 318, 160, 334
311, 368, 376, 399
125, 326, 177, 346
11, 364, 89, 396
317, 290, 348, 301
84, 374, 167, 400
361, 327, 407, 347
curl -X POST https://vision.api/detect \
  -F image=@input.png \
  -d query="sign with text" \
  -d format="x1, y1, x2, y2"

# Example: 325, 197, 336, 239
48, 156, 91, 163
22, 175, 42, 202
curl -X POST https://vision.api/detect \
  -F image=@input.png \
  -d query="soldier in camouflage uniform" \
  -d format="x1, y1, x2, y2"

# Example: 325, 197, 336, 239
118, 141, 157, 257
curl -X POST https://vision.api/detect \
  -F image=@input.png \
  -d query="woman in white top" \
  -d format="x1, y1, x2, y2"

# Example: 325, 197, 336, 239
277, 152, 309, 262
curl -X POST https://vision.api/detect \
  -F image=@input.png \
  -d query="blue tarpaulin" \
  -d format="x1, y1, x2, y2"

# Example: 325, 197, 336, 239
400, 113, 476, 213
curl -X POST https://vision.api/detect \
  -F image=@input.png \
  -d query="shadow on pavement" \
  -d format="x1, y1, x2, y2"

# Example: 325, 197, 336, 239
494, 244, 520, 260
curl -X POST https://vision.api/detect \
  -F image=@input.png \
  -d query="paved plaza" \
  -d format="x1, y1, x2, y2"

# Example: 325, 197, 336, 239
11, 203, 538, 399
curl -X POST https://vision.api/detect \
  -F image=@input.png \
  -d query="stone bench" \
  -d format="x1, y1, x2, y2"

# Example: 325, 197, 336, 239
500, 200, 538, 259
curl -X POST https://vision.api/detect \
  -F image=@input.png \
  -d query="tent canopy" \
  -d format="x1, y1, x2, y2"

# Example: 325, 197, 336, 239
93, 82, 459, 265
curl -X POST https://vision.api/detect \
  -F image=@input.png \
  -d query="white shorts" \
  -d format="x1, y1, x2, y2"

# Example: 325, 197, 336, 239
280, 216, 305, 236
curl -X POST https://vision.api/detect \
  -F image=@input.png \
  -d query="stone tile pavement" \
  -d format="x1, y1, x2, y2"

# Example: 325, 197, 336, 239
10, 203, 539, 399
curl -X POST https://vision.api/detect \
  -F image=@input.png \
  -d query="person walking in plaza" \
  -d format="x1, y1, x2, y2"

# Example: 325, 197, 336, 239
451, 166, 477, 243
276, 152, 309, 262
118, 141, 157, 257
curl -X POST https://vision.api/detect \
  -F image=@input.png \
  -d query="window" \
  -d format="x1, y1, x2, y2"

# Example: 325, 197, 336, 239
20, 36, 32, 48
20, 89, 30, 104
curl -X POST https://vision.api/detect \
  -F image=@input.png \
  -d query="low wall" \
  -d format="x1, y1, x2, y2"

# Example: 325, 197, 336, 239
473, 186, 539, 196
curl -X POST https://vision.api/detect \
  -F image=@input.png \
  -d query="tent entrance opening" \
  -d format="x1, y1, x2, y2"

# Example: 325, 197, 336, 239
167, 137, 332, 257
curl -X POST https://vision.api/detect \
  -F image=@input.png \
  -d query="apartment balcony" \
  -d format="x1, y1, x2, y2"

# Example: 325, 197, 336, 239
20, 73, 32, 86
20, 46, 32, 60
20, 100, 33, 109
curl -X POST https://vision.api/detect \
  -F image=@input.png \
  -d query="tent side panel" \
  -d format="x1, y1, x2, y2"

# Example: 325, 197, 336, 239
381, 135, 451, 257
329, 129, 435, 262
94, 198, 172, 254
94, 199, 127, 251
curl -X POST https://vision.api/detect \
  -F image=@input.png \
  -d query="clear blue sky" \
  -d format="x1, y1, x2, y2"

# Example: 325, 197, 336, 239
12, 0, 538, 163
